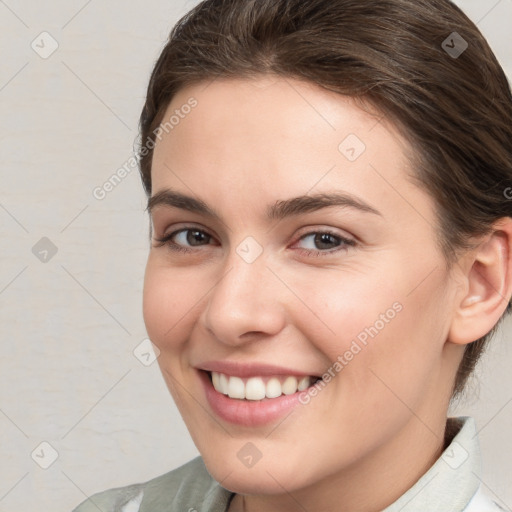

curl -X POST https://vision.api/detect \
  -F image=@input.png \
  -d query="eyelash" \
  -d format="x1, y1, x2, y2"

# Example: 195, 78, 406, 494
153, 226, 357, 257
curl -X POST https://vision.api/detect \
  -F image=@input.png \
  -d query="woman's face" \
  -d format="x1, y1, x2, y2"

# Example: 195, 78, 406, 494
143, 77, 463, 496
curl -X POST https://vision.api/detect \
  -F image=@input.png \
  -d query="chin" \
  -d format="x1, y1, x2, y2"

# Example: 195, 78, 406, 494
209, 466, 290, 495
200, 451, 312, 495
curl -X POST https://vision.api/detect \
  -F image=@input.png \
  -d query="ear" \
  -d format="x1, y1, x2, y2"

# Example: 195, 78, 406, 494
448, 217, 512, 345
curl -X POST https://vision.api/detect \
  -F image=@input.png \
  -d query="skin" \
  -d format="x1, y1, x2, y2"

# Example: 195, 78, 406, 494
143, 76, 512, 512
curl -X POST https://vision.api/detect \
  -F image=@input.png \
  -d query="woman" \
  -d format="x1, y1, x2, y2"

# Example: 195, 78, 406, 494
73, 0, 512, 510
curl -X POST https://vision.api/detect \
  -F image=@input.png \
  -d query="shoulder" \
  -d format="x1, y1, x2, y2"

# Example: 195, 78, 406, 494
71, 456, 232, 512
463, 485, 508, 512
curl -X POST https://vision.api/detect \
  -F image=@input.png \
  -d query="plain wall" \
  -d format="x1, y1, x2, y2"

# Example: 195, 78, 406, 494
0, 1, 511, 510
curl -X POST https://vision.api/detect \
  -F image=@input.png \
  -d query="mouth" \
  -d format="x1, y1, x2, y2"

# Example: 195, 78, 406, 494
196, 362, 325, 426
205, 370, 322, 401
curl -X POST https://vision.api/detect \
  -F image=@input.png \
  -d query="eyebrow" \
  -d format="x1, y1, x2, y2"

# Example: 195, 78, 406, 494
146, 188, 382, 220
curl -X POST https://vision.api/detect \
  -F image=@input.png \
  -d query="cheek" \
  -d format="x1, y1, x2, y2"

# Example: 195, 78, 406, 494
142, 258, 196, 350
341, 273, 451, 414
288, 268, 404, 356
142, 260, 199, 409
296, 264, 450, 393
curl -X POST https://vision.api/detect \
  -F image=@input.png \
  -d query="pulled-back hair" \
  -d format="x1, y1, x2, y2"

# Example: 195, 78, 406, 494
137, 0, 512, 398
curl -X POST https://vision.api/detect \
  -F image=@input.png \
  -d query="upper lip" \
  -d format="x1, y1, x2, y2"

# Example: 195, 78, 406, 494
196, 360, 321, 378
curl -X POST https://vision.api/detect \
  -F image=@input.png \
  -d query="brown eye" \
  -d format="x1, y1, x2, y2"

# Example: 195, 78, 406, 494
313, 233, 340, 250
153, 227, 215, 252
295, 230, 356, 257
179, 229, 211, 246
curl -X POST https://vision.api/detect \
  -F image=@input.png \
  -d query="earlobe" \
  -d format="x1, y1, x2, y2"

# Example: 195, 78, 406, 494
448, 218, 512, 346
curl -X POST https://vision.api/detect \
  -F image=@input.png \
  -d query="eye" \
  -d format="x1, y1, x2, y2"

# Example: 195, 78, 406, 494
153, 227, 216, 253
294, 230, 356, 257
153, 226, 356, 257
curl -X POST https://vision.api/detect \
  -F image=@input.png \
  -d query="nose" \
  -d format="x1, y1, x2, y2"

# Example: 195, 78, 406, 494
200, 248, 287, 347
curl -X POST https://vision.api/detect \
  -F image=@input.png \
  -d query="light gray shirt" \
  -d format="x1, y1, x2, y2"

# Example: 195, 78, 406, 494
72, 416, 505, 512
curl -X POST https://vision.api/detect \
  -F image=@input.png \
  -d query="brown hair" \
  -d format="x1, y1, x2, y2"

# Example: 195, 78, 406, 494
137, 0, 512, 398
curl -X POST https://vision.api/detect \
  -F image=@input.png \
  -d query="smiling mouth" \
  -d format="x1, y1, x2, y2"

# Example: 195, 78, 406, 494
207, 371, 321, 401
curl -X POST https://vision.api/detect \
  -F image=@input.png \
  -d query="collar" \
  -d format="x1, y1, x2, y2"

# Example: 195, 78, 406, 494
383, 416, 481, 511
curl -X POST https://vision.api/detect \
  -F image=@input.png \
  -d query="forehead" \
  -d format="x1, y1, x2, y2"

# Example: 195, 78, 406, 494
151, 76, 436, 232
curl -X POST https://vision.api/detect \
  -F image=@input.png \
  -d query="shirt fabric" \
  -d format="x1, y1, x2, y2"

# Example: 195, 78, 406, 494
72, 416, 505, 512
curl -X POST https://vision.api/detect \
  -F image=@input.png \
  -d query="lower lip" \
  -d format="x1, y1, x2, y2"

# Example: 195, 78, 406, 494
199, 370, 308, 427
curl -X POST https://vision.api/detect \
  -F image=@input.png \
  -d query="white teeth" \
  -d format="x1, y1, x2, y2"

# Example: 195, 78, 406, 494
297, 376, 311, 391
210, 372, 315, 400
246, 377, 266, 400
212, 371, 221, 391
265, 377, 282, 398
228, 376, 245, 399
282, 376, 298, 395
219, 373, 229, 395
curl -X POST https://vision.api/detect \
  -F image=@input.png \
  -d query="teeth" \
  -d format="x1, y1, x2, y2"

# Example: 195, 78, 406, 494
265, 377, 282, 398
246, 377, 266, 400
297, 376, 311, 391
212, 371, 221, 391
228, 376, 245, 399
219, 373, 229, 395
282, 376, 298, 395
210, 372, 316, 400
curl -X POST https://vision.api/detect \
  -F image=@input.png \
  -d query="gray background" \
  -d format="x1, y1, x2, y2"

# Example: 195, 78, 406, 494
0, 1, 511, 510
